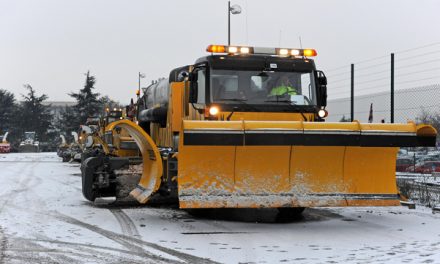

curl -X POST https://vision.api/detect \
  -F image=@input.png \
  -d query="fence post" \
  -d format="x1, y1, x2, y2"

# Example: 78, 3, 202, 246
391, 53, 395, 123
351, 63, 354, 121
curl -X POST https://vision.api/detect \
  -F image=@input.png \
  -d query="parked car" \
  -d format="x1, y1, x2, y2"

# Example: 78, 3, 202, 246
396, 157, 414, 172
398, 149, 408, 156
405, 160, 440, 174
420, 153, 440, 162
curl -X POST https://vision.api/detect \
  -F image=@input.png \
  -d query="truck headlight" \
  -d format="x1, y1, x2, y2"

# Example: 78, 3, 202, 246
318, 109, 328, 118
209, 106, 220, 116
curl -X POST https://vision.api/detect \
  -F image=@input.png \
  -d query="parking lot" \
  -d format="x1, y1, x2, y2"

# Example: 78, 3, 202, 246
1, 153, 440, 263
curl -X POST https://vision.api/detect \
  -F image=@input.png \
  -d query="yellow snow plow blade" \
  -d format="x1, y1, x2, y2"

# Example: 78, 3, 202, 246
178, 120, 436, 208
106, 119, 163, 203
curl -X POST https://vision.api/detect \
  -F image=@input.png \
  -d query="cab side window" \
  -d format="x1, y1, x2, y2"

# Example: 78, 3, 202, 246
197, 69, 206, 104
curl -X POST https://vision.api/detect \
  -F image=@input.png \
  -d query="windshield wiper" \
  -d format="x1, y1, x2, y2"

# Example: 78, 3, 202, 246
264, 99, 296, 105
215, 98, 259, 113
216, 98, 248, 102
264, 100, 309, 121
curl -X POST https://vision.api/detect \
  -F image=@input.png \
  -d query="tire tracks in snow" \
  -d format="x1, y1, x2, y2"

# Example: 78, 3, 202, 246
7, 237, 147, 264
110, 209, 140, 237
0, 161, 43, 264
52, 211, 218, 264
4, 238, 80, 264
23, 237, 172, 263
0, 226, 6, 264
0, 161, 37, 214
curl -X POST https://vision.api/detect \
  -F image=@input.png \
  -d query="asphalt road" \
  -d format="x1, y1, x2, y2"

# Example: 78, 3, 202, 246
0, 153, 440, 264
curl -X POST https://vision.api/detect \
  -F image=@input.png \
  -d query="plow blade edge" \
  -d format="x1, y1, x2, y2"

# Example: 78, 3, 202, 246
106, 120, 163, 204
178, 120, 437, 208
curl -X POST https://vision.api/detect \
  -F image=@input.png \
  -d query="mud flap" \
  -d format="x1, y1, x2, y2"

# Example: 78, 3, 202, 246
106, 120, 163, 203
178, 120, 437, 209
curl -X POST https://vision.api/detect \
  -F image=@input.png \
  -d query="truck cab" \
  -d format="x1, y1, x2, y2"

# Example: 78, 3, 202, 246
189, 45, 328, 122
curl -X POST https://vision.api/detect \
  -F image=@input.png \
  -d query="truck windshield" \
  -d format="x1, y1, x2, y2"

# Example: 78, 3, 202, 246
25, 132, 35, 140
210, 69, 317, 106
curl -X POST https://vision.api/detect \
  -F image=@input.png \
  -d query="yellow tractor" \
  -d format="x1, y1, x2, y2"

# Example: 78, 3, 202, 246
82, 45, 437, 211
80, 109, 139, 157
81, 108, 141, 201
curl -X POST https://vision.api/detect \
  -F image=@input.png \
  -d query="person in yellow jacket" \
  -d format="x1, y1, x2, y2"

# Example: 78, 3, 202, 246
269, 75, 297, 96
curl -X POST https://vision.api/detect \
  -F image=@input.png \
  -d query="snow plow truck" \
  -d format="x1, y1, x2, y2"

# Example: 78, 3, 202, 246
82, 45, 437, 210
0, 132, 11, 153
18, 131, 39, 153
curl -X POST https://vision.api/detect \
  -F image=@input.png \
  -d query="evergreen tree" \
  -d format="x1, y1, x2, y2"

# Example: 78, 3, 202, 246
16, 85, 53, 142
69, 71, 100, 125
99, 95, 121, 112
0, 89, 17, 134
59, 105, 78, 142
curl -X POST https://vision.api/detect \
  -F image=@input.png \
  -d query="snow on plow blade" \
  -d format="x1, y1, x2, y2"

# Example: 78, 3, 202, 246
18, 145, 39, 153
178, 120, 437, 209
106, 120, 163, 204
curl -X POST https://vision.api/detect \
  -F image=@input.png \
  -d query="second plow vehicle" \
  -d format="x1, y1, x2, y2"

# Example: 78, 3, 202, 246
81, 45, 437, 214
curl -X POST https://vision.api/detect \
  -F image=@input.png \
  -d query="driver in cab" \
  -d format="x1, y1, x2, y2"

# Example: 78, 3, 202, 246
269, 75, 297, 96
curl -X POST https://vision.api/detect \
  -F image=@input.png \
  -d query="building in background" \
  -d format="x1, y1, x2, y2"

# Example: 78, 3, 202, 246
42, 101, 76, 120
327, 84, 440, 123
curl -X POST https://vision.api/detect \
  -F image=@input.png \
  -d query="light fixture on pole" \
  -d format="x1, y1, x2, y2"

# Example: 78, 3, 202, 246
228, 1, 242, 45
138, 72, 145, 98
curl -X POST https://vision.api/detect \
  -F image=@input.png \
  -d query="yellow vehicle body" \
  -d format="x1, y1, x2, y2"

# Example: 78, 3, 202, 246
104, 123, 139, 157
97, 45, 436, 208
178, 120, 435, 208
81, 111, 139, 158
108, 80, 437, 209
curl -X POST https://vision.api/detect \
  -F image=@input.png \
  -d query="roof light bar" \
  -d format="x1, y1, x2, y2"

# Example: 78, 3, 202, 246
206, 45, 226, 53
227, 46, 238, 53
207, 45, 317, 57
290, 49, 300, 56
207, 45, 253, 55
275, 48, 317, 57
303, 49, 317, 57
240, 47, 250, 54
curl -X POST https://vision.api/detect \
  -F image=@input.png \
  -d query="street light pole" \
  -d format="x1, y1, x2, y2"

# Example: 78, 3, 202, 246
138, 72, 141, 92
228, 1, 231, 45
227, 2, 241, 46
138, 72, 145, 99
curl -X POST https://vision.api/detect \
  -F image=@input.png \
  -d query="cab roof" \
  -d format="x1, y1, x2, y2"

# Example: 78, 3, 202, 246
195, 54, 316, 72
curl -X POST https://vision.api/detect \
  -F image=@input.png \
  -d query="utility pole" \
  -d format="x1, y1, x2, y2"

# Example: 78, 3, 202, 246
351, 64, 354, 122
391, 53, 395, 123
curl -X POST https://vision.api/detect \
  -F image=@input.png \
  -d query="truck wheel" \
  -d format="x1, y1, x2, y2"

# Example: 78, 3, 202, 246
62, 155, 70, 162
81, 157, 103, 201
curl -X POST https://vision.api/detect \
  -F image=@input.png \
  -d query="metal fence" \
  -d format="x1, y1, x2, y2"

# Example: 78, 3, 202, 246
325, 42, 440, 124
322, 44, 440, 207
397, 173, 440, 207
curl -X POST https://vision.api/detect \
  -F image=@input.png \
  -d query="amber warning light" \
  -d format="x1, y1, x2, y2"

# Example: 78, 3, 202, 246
207, 45, 317, 57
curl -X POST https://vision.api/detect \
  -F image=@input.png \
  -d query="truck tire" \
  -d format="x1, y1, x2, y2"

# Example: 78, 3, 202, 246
81, 157, 103, 201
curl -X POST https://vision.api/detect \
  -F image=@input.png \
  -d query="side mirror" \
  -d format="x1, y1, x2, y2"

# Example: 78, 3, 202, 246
317, 71, 327, 86
177, 71, 189, 82
316, 71, 327, 107
189, 72, 198, 103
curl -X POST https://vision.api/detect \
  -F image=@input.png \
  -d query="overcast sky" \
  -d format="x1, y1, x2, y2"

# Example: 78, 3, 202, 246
1, 0, 439, 104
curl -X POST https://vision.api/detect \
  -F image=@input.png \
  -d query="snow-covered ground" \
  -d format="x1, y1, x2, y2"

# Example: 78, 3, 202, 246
1, 153, 440, 264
